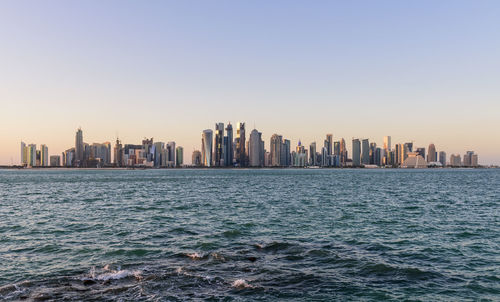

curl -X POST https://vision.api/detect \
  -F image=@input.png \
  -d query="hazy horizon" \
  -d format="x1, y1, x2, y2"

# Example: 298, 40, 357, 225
1, 1, 499, 165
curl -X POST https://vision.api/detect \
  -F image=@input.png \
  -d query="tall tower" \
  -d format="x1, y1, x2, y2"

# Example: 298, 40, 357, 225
236, 122, 246, 166
40, 144, 48, 167
75, 128, 84, 167
202, 129, 213, 167
361, 139, 370, 165
270, 134, 282, 166
20, 142, 27, 165
325, 134, 333, 155
214, 123, 224, 166
340, 138, 347, 166
224, 123, 233, 166
427, 143, 437, 162
352, 139, 361, 167
309, 142, 317, 166
248, 129, 261, 167
383, 136, 391, 151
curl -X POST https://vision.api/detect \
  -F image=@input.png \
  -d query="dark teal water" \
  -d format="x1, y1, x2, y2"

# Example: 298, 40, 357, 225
0, 169, 499, 301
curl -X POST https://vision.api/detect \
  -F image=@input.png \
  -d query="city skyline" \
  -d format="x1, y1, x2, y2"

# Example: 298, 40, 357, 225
1, 1, 500, 165
16, 125, 483, 168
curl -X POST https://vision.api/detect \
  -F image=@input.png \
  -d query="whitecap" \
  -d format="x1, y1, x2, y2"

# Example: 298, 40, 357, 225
232, 279, 252, 288
95, 270, 142, 281
187, 252, 202, 260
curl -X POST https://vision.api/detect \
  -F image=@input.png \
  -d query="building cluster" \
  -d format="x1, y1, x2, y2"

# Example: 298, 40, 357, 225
191, 123, 480, 168
20, 125, 480, 168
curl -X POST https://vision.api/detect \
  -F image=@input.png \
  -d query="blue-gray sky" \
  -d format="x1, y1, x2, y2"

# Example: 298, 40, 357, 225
1, 0, 499, 164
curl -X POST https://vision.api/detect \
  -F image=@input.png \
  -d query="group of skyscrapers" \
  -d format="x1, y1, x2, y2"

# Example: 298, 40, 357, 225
194, 123, 479, 168
19, 125, 479, 168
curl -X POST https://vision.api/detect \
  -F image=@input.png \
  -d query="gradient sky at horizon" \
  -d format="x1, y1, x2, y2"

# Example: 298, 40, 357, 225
1, 0, 499, 165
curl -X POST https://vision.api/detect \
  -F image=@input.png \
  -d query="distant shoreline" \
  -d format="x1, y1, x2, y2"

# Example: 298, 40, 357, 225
0, 166, 497, 170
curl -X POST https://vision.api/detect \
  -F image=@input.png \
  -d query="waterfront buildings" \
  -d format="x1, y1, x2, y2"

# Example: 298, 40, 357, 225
248, 129, 263, 167
50, 155, 60, 167
439, 151, 447, 167
15, 124, 482, 169
214, 123, 224, 166
202, 129, 213, 167
427, 143, 437, 163
224, 123, 234, 167
361, 139, 370, 165
352, 139, 361, 167
192, 150, 202, 167
176, 147, 184, 167
75, 128, 84, 167
236, 122, 246, 166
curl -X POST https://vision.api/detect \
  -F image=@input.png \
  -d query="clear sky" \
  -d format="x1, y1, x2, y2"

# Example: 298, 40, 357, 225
1, 0, 499, 165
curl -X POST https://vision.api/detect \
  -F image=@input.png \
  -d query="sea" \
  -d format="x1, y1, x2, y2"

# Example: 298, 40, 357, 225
0, 168, 498, 301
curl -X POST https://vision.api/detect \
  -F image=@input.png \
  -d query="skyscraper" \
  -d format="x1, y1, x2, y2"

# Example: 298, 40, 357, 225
114, 138, 123, 167
352, 139, 361, 167
224, 123, 233, 166
361, 139, 370, 165
248, 129, 262, 167
325, 134, 333, 155
214, 123, 224, 166
167, 142, 176, 164
28, 144, 36, 167
40, 144, 48, 167
270, 134, 282, 166
416, 147, 426, 160
427, 143, 437, 162
176, 146, 183, 167
283, 139, 291, 167
20, 142, 27, 165
201, 129, 213, 167
236, 122, 246, 166
192, 150, 202, 166
383, 136, 391, 151
75, 128, 84, 167
309, 142, 317, 166
439, 151, 446, 167
340, 138, 347, 166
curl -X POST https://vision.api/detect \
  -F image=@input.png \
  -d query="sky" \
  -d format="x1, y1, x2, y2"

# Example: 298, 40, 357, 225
1, 0, 499, 165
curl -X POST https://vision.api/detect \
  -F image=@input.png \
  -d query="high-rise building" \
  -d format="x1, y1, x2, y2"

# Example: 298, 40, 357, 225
309, 142, 317, 166
114, 138, 123, 167
283, 139, 291, 166
20, 142, 27, 165
75, 128, 84, 167
340, 138, 347, 166
176, 146, 183, 167
224, 123, 234, 167
325, 134, 333, 155
214, 123, 224, 166
28, 144, 37, 167
463, 151, 478, 167
63, 148, 75, 167
439, 151, 446, 167
167, 142, 176, 164
352, 139, 361, 167
427, 143, 437, 162
201, 129, 213, 167
416, 147, 425, 160
50, 155, 61, 167
236, 122, 246, 166
369, 142, 377, 165
361, 139, 370, 165
248, 129, 262, 167
270, 134, 282, 166
40, 144, 48, 167
450, 154, 461, 166
383, 136, 391, 151
192, 150, 202, 166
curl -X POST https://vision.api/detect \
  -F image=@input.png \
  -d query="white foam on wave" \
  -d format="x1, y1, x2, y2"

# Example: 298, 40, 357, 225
187, 252, 202, 260
232, 279, 252, 288
95, 269, 142, 281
